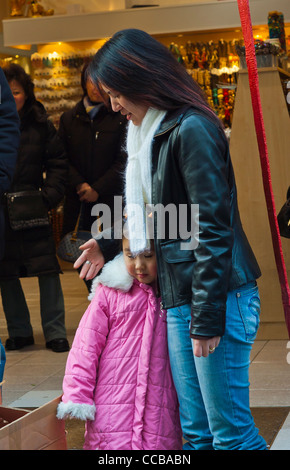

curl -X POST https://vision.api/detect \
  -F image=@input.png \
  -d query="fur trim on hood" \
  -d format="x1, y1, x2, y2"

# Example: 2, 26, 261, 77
88, 253, 133, 301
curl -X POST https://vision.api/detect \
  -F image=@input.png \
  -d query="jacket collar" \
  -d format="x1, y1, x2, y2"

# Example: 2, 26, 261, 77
154, 105, 191, 137
89, 253, 133, 300
72, 99, 108, 121
88, 252, 157, 301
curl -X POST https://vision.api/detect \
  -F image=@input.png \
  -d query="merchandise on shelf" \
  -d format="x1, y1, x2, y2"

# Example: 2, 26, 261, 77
31, 49, 97, 127
169, 39, 240, 129
29, 0, 54, 16
9, 0, 54, 17
10, 0, 27, 17
268, 10, 286, 52
236, 39, 281, 69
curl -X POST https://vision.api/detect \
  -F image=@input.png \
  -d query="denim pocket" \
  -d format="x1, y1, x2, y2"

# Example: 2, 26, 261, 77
236, 286, 261, 342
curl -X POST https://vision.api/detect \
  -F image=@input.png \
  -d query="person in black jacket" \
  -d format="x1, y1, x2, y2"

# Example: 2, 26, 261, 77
58, 62, 127, 291
0, 67, 20, 386
74, 30, 267, 450
0, 63, 69, 353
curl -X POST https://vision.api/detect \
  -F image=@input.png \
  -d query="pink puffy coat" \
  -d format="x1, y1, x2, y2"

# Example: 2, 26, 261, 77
57, 254, 182, 450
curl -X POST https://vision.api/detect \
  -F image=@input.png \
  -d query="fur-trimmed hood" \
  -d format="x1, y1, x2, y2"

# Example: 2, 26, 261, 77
88, 252, 133, 301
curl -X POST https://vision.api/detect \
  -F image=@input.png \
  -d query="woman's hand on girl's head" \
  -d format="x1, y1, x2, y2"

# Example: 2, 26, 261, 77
74, 238, 105, 280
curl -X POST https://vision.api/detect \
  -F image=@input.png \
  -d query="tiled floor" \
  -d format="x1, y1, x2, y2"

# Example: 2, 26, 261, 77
0, 269, 290, 449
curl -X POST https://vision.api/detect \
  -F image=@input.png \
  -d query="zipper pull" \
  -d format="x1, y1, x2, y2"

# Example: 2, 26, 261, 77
95, 131, 99, 140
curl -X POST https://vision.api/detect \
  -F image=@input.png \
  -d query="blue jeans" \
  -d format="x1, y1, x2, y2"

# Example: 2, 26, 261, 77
167, 282, 267, 450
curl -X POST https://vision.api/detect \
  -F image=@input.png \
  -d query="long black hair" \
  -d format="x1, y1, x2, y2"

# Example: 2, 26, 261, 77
88, 28, 220, 126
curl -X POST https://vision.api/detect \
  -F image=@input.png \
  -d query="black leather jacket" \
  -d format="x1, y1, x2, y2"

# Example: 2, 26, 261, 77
99, 107, 261, 338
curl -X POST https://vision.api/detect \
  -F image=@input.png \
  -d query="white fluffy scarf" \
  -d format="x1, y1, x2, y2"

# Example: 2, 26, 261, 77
125, 108, 166, 254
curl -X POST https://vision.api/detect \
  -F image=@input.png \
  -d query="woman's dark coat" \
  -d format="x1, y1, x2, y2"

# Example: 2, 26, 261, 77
0, 68, 20, 260
98, 107, 261, 339
0, 101, 68, 279
58, 99, 127, 234
150, 107, 261, 338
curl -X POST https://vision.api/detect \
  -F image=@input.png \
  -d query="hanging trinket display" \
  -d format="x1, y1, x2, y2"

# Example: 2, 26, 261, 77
235, 38, 281, 68
170, 38, 240, 130
268, 11, 286, 52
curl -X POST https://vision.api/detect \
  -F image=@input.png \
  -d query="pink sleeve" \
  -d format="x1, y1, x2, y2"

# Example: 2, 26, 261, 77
57, 286, 109, 419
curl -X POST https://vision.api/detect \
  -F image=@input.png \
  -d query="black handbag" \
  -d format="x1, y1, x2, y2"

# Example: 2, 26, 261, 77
6, 190, 50, 231
277, 187, 290, 239
57, 208, 91, 263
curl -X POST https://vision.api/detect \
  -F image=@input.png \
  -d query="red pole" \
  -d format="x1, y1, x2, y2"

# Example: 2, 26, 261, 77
236, 0, 290, 337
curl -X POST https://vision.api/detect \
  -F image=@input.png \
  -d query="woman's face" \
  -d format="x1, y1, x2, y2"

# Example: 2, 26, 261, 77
101, 85, 148, 126
9, 79, 27, 112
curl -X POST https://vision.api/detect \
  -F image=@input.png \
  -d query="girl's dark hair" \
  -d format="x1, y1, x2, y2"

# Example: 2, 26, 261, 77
88, 28, 220, 126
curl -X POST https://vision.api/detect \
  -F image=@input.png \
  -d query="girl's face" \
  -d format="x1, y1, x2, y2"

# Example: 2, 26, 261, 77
9, 79, 26, 112
101, 84, 148, 126
123, 237, 157, 285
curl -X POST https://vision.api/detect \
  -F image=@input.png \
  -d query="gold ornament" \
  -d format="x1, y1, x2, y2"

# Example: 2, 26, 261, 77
29, 0, 54, 17
10, 0, 27, 17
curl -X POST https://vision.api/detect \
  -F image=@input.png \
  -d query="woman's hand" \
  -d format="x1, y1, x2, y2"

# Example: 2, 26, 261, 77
74, 238, 105, 280
193, 336, 221, 358
76, 183, 99, 203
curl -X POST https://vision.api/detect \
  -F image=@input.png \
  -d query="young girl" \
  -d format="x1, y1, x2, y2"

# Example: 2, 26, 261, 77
57, 238, 182, 450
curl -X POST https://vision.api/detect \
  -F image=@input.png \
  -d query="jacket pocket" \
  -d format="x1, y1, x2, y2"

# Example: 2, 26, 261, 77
160, 239, 195, 302
160, 238, 195, 263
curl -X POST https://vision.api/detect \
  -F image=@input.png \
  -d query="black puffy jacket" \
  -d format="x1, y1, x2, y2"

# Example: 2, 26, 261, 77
58, 99, 127, 234
0, 68, 19, 259
0, 101, 68, 279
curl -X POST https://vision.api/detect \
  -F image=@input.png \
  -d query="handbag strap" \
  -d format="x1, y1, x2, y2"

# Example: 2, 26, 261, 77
70, 204, 85, 241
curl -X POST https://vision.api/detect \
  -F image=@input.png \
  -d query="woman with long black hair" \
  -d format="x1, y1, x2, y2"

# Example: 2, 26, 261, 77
74, 29, 267, 450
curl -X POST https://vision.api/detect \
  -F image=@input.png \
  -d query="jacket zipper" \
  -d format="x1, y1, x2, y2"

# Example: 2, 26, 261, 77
154, 119, 181, 139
